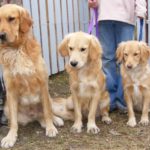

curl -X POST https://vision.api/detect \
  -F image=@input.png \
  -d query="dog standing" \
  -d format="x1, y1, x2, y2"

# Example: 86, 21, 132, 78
58, 32, 112, 134
116, 41, 150, 127
0, 4, 64, 148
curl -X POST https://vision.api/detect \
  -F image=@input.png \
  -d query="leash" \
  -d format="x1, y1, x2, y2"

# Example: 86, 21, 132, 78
138, 19, 144, 41
88, 7, 99, 37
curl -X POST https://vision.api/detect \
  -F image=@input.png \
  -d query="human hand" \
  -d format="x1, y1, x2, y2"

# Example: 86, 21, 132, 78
88, 0, 99, 8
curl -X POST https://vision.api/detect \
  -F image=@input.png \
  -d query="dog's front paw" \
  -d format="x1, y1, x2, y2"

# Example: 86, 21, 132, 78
102, 116, 112, 125
53, 116, 64, 127
1, 134, 17, 148
139, 118, 149, 126
127, 117, 137, 127
71, 123, 82, 133
87, 123, 100, 134
46, 126, 58, 137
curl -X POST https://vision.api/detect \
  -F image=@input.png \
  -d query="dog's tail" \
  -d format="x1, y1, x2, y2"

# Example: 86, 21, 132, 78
52, 96, 74, 121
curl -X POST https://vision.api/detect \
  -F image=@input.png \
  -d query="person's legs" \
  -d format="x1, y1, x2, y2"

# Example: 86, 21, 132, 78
114, 21, 134, 109
98, 21, 118, 111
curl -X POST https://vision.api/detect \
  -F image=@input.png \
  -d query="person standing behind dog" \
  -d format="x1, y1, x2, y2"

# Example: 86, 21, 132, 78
88, 0, 147, 111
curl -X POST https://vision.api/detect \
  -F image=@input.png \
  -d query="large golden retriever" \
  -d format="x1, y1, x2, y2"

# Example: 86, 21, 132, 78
0, 4, 64, 148
116, 41, 150, 127
58, 32, 112, 134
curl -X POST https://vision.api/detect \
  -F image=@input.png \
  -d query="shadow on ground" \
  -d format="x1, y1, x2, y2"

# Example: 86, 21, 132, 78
0, 72, 150, 150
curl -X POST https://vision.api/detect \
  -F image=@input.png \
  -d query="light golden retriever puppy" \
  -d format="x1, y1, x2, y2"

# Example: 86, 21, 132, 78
0, 4, 63, 148
116, 41, 150, 127
58, 32, 112, 134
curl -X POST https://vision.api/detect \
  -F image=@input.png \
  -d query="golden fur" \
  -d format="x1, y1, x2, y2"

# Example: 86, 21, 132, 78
0, 4, 64, 148
58, 32, 112, 134
116, 41, 150, 127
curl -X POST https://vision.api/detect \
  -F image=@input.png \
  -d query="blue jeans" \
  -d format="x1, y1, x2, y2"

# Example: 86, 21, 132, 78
98, 20, 134, 111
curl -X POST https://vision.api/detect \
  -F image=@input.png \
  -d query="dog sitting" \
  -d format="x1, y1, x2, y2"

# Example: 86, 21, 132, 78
0, 4, 64, 148
116, 41, 150, 127
58, 32, 112, 134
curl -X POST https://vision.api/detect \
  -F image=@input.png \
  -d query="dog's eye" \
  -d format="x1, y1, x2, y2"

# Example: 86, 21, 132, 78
8, 17, 15, 22
80, 48, 86, 52
69, 47, 73, 51
134, 53, 138, 56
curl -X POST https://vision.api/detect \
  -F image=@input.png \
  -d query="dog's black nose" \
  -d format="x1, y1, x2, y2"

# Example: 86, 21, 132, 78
70, 61, 78, 67
0, 32, 6, 41
127, 64, 132, 69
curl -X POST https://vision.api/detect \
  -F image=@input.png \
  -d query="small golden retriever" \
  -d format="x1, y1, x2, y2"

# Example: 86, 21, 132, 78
116, 41, 150, 127
58, 32, 112, 134
0, 4, 64, 148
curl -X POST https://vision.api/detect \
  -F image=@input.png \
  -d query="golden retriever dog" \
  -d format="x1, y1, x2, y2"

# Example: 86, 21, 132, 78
58, 32, 112, 134
116, 41, 150, 127
0, 4, 64, 148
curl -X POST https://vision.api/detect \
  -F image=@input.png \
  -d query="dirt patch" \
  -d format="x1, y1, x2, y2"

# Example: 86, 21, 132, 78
0, 72, 150, 150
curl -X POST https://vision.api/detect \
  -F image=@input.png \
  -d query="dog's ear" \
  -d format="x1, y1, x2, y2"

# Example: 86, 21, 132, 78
89, 35, 102, 61
58, 33, 73, 57
19, 8, 33, 33
116, 42, 125, 63
139, 41, 150, 63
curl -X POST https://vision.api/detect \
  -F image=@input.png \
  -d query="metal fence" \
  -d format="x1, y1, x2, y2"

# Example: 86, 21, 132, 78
0, 0, 150, 75
22, 0, 91, 75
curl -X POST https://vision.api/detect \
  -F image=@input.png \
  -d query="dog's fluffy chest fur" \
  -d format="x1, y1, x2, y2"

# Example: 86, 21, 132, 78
1, 48, 36, 76
124, 65, 150, 111
77, 70, 98, 98
0, 48, 43, 106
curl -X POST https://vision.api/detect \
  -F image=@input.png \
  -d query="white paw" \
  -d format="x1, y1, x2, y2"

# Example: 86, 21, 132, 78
46, 126, 58, 137
139, 118, 149, 126
1, 134, 17, 148
53, 116, 64, 127
71, 123, 82, 133
102, 116, 112, 124
87, 123, 100, 134
127, 117, 137, 127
